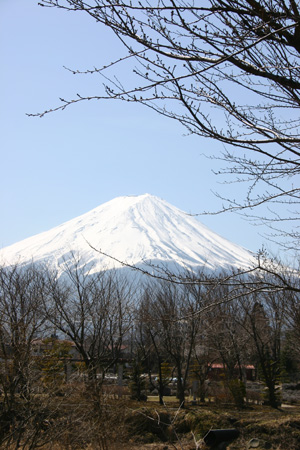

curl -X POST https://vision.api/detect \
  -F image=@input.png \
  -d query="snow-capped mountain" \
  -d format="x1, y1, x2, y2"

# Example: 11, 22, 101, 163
0, 194, 256, 275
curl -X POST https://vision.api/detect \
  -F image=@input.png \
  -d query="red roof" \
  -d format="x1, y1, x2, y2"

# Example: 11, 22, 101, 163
210, 363, 255, 370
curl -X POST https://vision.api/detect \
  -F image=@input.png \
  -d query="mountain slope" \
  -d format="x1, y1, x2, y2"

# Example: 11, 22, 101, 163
0, 194, 256, 274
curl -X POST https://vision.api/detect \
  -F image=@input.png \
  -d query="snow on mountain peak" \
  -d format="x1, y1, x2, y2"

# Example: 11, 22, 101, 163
0, 194, 256, 274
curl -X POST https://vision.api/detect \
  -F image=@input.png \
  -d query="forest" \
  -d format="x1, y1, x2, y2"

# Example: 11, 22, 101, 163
0, 259, 299, 449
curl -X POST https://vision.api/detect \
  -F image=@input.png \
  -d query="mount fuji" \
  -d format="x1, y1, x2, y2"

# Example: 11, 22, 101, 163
0, 194, 256, 275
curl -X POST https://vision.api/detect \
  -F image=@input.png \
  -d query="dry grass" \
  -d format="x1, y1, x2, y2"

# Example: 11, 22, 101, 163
119, 401, 300, 450
1, 393, 300, 449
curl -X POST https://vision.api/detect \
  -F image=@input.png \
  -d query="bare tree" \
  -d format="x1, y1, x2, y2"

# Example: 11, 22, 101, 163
135, 286, 175, 405
0, 263, 54, 449
284, 283, 300, 372
202, 280, 249, 406
234, 272, 288, 408
142, 281, 202, 408
45, 256, 133, 403
0, 264, 46, 403
181, 275, 216, 403
36, 0, 300, 247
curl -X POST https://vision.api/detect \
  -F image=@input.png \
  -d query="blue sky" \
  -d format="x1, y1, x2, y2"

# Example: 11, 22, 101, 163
0, 1, 286, 260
